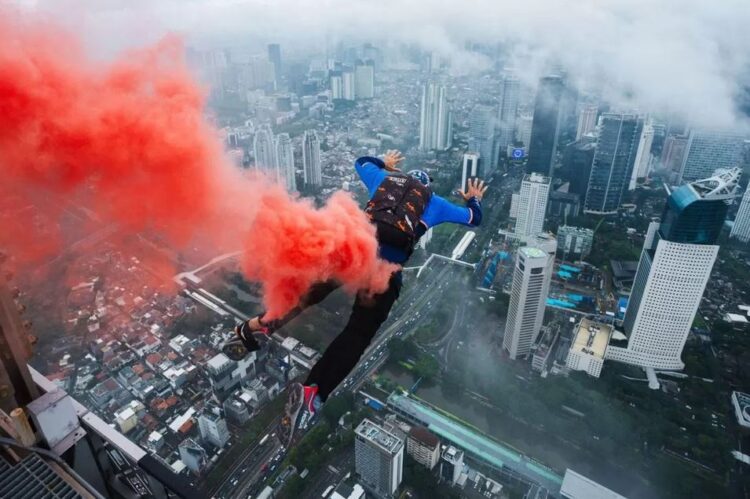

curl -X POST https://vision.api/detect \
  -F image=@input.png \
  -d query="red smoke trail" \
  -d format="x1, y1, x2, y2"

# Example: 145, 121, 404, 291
0, 12, 398, 319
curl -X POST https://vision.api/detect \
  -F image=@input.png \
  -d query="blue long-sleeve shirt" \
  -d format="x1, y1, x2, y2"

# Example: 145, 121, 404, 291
355, 156, 482, 263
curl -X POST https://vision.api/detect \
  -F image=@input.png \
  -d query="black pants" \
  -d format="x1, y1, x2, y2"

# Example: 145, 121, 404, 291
269, 272, 402, 401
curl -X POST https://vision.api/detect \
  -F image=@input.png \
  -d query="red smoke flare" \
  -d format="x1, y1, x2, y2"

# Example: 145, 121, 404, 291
0, 12, 398, 319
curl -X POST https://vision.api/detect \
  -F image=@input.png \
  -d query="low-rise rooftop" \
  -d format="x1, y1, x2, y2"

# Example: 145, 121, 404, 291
570, 319, 613, 360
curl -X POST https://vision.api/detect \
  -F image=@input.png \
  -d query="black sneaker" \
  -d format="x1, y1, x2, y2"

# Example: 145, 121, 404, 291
278, 383, 320, 447
221, 320, 269, 361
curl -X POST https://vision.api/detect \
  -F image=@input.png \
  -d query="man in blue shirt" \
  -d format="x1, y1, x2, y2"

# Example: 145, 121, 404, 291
223, 150, 487, 445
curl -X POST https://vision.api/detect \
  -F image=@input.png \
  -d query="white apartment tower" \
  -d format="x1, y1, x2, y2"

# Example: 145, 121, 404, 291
355, 419, 404, 498
354, 59, 375, 99
198, 404, 230, 448
731, 187, 750, 243
275, 133, 296, 191
629, 122, 654, 190
461, 152, 480, 192
515, 173, 551, 238
607, 169, 741, 372
503, 246, 553, 360
302, 130, 322, 186
253, 126, 276, 174
419, 82, 452, 151
576, 105, 598, 140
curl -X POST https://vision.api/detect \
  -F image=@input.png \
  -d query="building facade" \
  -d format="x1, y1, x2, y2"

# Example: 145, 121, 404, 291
253, 126, 276, 174
355, 419, 404, 498
731, 187, 750, 242
275, 133, 296, 191
607, 169, 740, 371
439, 446, 464, 486
354, 59, 375, 99
527, 75, 565, 176
406, 426, 440, 470
584, 113, 643, 215
178, 438, 207, 474
556, 226, 594, 259
302, 129, 322, 186
497, 74, 520, 150
575, 105, 598, 141
629, 122, 654, 189
468, 105, 496, 175
461, 152, 480, 192
503, 246, 553, 359
198, 403, 230, 448
419, 82, 452, 151
515, 173, 551, 238
565, 319, 613, 378
678, 129, 745, 183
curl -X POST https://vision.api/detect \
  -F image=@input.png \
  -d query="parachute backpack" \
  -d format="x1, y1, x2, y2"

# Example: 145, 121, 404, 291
365, 173, 432, 254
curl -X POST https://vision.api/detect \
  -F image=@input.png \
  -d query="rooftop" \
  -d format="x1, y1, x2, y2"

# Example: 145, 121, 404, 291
355, 418, 403, 454
408, 425, 440, 449
560, 469, 627, 499
570, 319, 613, 360
520, 247, 547, 259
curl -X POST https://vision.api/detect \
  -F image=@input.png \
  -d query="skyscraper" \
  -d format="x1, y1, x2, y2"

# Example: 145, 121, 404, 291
198, 403, 230, 448
629, 122, 654, 189
527, 75, 565, 176
576, 105, 598, 140
342, 67, 356, 100
678, 129, 745, 183
253, 126, 276, 176
516, 114, 533, 149
607, 169, 741, 372
267, 43, 281, 82
354, 59, 375, 99
661, 135, 689, 175
503, 245, 554, 360
497, 74, 520, 150
329, 70, 343, 99
584, 113, 643, 215
731, 187, 750, 243
355, 419, 404, 498
303, 130, 322, 186
468, 105, 495, 174
562, 140, 596, 197
419, 82, 452, 151
515, 173, 551, 238
275, 133, 296, 191
461, 152, 480, 192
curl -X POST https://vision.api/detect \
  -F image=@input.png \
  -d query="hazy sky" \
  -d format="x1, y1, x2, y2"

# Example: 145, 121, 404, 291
14, 0, 750, 130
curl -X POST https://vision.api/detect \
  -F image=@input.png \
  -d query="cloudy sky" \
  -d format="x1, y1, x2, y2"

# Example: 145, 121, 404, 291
13, 0, 750, 130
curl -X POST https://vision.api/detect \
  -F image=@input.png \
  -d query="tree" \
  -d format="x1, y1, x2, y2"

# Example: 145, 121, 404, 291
321, 393, 354, 426
413, 355, 439, 380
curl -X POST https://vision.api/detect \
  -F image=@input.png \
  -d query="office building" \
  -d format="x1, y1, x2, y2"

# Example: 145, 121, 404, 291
557, 225, 594, 259
198, 403, 230, 448
517, 114, 534, 149
576, 105, 598, 140
515, 173, 551, 238
503, 246, 553, 359
406, 426, 440, 470
206, 352, 254, 400
660, 134, 688, 176
629, 122, 654, 189
439, 446, 464, 486
468, 105, 496, 175
253, 126, 276, 174
678, 129, 745, 182
419, 82, 452, 151
549, 189, 581, 219
562, 140, 596, 198
267, 43, 281, 82
527, 75, 565, 176
497, 74, 520, 150
731, 187, 750, 242
303, 130, 322, 186
584, 114, 643, 215
178, 438, 207, 474
461, 152, 480, 192
275, 133, 296, 191
342, 67, 356, 100
355, 418, 404, 498
565, 319, 613, 378
354, 59, 375, 99
330, 70, 343, 99
607, 169, 741, 372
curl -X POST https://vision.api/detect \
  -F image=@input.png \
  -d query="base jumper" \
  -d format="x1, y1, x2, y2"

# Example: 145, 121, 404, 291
222, 149, 487, 445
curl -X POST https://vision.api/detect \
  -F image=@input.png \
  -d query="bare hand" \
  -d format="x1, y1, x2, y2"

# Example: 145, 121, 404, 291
383, 149, 404, 172
460, 178, 488, 201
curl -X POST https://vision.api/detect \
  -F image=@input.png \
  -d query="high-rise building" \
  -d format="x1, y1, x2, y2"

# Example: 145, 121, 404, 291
678, 129, 745, 183
731, 187, 750, 243
527, 75, 565, 176
497, 74, 520, 150
198, 403, 230, 448
342, 67, 356, 100
275, 133, 296, 191
355, 419, 404, 498
419, 82, 452, 151
607, 169, 741, 372
267, 43, 281, 82
629, 122, 654, 189
303, 130, 322, 186
329, 70, 343, 99
576, 105, 598, 141
253, 126, 276, 174
354, 59, 375, 99
468, 105, 496, 175
406, 426, 440, 470
503, 245, 554, 360
179, 438, 207, 474
515, 173, 551, 238
439, 446, 464, 486
461, 152, 480, 192
241, 56, 276, 90
562, 140, 596, 198
584, 113, 643, 215
557, 225, 594, 259
660, 135, 689, 175
516, 114, 533, 149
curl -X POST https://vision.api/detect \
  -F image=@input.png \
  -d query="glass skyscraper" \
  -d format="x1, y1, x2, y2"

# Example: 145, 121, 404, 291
678, 129, 745, 183
526, 75, 564, 176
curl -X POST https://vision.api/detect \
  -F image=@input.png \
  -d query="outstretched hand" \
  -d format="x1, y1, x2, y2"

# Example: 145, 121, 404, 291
460, 178, 488, 201
383, 149, 405, 172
